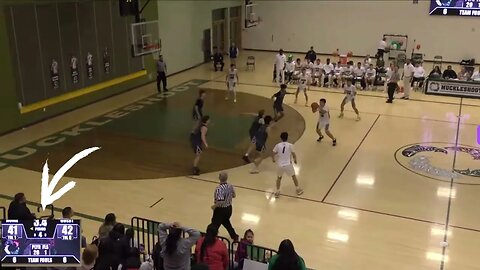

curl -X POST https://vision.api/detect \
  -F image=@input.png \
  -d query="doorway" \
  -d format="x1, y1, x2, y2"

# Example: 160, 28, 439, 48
229, 6, 242, 49
212, 8, 227, 53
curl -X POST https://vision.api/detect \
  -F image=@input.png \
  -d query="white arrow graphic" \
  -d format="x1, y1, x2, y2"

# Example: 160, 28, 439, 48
41, 147, 100, 210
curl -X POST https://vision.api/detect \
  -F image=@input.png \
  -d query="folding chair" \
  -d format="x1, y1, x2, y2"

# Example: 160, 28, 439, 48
246, 56, 255, 71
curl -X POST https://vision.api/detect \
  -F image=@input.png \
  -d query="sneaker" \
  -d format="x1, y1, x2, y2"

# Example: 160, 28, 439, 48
242, 155, 251, 163
386, 100, 392, 103
274, 191, 280, 198
294, 98, 298, 104
317, 135, 324, 142
250, 169, 260, 174
338, 112, 344, 118
296, 188, 304, 196
234, 99, 237, 103
192, 167, 200, 176
305, 103, 309, 107
333, 139, 337, 146
356, 115, 361, 121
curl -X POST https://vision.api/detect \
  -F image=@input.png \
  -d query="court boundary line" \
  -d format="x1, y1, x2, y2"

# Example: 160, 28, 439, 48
185, 176, 480, 234
209, 79, 480, 108
440, 97, 463, 270
321, 114, 381, 202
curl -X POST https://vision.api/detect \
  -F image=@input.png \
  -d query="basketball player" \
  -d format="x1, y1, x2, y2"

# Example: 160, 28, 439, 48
323, 58, 334, 87
225, 64, 239, 103
243, 110, 265, 163
190, 115, 210, 175
295, 68, 310, 107
314, 98, 337, 146
312, 59, 324, 87
193, 90, 206, 121
365, 64, 376, 90
284, 56, 295, 84
272, 132, 304, 198
272, 84, 294, 122
250, 115, 273, 174
338, 79, 360, 120
333, 62, 342, 88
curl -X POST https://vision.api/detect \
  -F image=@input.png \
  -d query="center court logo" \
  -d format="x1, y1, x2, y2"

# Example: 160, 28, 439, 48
395, 142, 480, 185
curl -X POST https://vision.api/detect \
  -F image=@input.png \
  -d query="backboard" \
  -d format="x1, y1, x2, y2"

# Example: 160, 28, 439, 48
131, 20, 161, 57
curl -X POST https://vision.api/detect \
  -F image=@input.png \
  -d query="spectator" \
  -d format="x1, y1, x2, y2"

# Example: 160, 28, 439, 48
62, 207, 87, 248
156, 55, 168, 92
95, 223, 129, 270
159, 222, 201, 270
411, 63, 426, 88
79, 244, 98, 270
229, 42, 239, 65
442, 65, 457, 79
234, 229, 255, 269
124, 247, 142, 269
8, 193, 35, 220
98, 213, 116, 239
305, 46, 316, 63
471, 67, 480, 81
458, 66, 471, 81
212, 47, 224, 72
195, 224, 228, 270
268, 239, 307, 270
429, 66, 442, 78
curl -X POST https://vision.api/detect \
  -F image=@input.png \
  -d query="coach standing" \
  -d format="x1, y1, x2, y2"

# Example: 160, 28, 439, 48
157, 55, 168, 92
211, 171, 239, 241
386, 65, 400, 103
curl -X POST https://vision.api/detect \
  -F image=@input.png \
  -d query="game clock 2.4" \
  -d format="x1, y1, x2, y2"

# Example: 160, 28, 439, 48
1, 219, 81, 267
430, 0, 480, 16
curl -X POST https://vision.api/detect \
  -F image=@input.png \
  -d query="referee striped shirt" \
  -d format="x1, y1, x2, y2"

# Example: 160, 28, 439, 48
214, 183, 235, 208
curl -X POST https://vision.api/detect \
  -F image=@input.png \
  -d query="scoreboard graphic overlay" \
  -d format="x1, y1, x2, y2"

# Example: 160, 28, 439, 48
430, 0, 480, 16
1, 219, 81, 267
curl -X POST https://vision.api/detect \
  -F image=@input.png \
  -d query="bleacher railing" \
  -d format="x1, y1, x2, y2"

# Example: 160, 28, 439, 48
131, 216, 278, 269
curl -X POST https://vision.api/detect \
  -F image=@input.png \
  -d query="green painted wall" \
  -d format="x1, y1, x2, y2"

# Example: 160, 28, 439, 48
0, 0, 158, 135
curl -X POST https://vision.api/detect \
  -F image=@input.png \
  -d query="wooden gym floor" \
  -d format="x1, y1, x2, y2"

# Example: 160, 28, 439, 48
1, 51, 480, 269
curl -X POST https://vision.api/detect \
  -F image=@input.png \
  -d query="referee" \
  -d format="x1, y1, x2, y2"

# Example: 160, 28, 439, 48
211, 171, 239, 241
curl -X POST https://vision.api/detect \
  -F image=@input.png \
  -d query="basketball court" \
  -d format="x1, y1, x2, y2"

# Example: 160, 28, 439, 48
1, 51, 480, 269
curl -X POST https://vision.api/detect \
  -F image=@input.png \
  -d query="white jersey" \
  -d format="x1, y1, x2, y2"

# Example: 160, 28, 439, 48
318, 104, 330, 123
353, 67, 365, 77
341, 66, 354, 76
386, 67, 393, 80
323, 63, 334, 74
313, 63, 323, 74
298, 74, 309, 88
334, 66, 342, 76
285, 62, 295, 72
294, 62, 302, 72
344, 85, 356, 99
365, 68, 376, 77
273, 142, 295, 167
227, 68, 238, 82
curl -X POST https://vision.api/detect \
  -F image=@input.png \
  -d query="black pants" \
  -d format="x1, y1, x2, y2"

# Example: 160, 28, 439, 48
376, 49, 385, 60
214, 61, 224, 71
157, 72, 167, 92
387, 82, 397, 102
211, 205, 237, 239
411, 77, 424, 88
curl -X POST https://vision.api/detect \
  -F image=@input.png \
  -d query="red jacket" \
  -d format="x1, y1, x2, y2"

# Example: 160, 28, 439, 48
195, 237, 229, 270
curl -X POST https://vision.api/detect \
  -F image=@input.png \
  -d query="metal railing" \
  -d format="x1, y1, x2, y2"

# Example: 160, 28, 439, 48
131, 217, 235, 269
37, 204, 55, 219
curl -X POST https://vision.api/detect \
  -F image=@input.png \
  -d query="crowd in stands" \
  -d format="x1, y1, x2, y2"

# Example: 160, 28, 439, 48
3, 193, 308, 270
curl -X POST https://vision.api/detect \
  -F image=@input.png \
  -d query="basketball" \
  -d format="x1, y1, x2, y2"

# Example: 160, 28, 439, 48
311, 102, 319, 112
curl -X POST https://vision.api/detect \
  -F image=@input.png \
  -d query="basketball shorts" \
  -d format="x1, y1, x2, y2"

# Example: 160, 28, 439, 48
317, 121, 330, 131
298, 86, 307, 92
344, 95, 354, 103
255, 142, 266, 152
227, 81, 236, 91
277, 164, 295, 177
274, 103, 284, 113
190, 135, 203, 154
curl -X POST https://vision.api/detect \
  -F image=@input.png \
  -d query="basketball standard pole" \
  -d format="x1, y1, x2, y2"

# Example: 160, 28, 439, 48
135, 0, 153, 23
